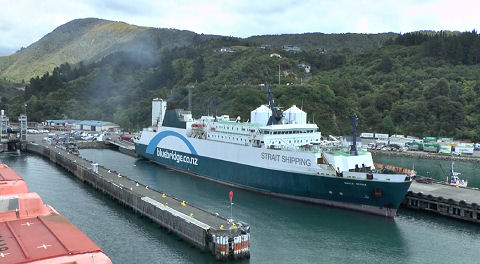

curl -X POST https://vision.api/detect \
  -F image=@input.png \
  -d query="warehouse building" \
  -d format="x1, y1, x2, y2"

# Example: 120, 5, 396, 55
44, 120, 119, 131
76, 120, 119, 131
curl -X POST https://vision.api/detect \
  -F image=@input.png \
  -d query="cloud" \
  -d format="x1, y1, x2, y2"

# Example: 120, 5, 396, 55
91, 0, 156, 16
0, 46, 17, 56
402, 0, 480, 32
0, 0, 479, 53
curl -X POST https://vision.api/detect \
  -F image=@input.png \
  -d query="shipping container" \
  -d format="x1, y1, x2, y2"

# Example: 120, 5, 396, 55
360, 133, 374, 138
375, 133, 389, 139
406, 142, 423, 151
423, 137, 437, 143
439, 145, 452, 154
423, 143, 439, 153
454, 145, 474, 155
437, 137, 454, 143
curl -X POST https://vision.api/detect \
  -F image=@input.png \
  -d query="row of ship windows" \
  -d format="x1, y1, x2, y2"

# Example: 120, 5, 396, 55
208, 133, 312, 145
260, 130, 315, 135
207, 135, 310, 145
267, 139, 309, 145
216, 126, 315, 135
207, 134, 248, 142
216, 126, 253, 132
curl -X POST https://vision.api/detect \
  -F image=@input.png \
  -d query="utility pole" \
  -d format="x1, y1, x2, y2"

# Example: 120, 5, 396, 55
278, 64, 280, 85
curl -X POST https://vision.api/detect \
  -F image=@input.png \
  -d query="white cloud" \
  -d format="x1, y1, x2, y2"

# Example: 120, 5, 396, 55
0, 0, 479, 55
401, 0, 480, 32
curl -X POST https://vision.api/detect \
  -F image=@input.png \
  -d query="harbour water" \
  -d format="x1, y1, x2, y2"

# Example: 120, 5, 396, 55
1, 149, 480, 263
374, 155, 480, 188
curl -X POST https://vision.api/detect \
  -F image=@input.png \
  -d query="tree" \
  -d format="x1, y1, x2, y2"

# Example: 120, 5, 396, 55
424, 79, 449, 99
378, 55, 393, 73
380, 114, 395, 134
191, 55, 204, 83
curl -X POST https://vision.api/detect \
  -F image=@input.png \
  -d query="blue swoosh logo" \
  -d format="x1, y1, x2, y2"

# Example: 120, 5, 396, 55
145, 130, 198, 155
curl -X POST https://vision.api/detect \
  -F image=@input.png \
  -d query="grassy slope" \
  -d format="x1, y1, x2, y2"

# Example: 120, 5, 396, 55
0, 18, 154, 82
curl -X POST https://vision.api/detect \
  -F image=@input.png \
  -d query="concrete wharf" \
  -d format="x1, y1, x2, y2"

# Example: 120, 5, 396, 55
103, 138, 138, 157
403, 181, 480, 224
68, 134, 138, 157
26, 142, 250, 260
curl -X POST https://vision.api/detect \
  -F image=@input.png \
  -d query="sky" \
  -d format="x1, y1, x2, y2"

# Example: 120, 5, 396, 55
0, 0, 479, 55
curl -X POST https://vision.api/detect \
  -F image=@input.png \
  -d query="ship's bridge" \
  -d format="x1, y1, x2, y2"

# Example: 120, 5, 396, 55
257, 124, 321, 149
258, 123, 318, 133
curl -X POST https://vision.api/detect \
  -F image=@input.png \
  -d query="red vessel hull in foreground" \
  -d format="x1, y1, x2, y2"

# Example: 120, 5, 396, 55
0, 164, 112, 264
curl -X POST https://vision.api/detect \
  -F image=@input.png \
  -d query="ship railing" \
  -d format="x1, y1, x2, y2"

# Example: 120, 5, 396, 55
263, 143, 345, 154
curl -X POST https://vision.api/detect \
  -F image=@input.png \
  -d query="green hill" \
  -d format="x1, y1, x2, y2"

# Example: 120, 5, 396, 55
0, 18, 197, 82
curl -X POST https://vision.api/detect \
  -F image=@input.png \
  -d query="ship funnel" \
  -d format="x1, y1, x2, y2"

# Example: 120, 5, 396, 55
350, 113, 358, 156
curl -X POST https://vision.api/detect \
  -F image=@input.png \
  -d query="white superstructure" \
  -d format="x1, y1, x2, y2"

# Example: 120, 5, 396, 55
152, 98, 167, 127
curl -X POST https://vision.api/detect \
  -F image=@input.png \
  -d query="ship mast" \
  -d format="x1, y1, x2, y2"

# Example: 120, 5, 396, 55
210, 99, 217, 121
350, 113, 358, 156
267, 86, 283, 125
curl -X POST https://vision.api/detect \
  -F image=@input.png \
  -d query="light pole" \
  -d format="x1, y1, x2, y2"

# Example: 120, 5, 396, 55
229, 191, 233, 228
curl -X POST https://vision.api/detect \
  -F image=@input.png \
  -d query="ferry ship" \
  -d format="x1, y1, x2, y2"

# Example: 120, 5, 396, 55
135, 89, 413, 217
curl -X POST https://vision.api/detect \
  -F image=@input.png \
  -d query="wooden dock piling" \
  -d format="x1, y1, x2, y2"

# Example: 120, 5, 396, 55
403, 181, 480, 224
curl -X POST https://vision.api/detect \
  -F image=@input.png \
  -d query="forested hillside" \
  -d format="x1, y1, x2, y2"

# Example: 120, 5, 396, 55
246, 32, 398, 52
3, 27, 480, 140
0, 79, 22, 101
